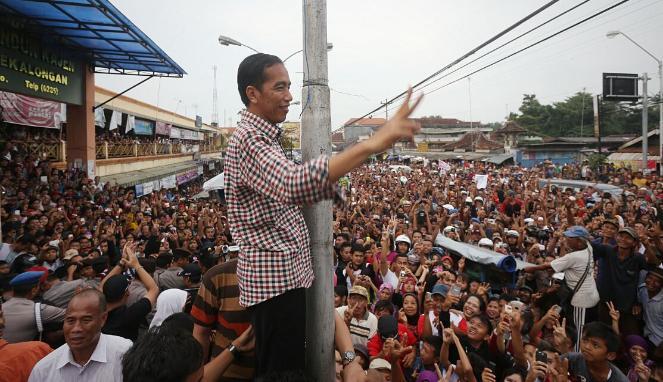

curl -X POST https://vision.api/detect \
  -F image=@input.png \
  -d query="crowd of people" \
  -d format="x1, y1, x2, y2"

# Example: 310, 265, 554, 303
1, 140, 662, 381
1, 52, 663, 382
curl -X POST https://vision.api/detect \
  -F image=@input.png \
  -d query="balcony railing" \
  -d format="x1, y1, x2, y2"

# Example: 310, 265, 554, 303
1, 140, 63, 161
0, 140, 224, 162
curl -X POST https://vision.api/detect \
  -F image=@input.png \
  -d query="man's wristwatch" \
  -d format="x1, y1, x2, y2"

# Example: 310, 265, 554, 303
341, 351, 356, 366
227, 344, 239, 358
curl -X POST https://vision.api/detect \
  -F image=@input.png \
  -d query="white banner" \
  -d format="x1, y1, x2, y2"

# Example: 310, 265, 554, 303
160, 175, 176, 189
142, 181, 154, 195
474, 174, 488, 189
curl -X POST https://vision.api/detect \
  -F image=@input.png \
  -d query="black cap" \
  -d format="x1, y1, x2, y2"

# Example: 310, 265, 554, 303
377, 315, 399, 338
102, 274, 129, 303
178, 263, 201, 282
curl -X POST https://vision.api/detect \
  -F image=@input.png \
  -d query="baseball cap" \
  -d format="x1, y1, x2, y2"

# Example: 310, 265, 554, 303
506, 230, 520, 238
178, 263, 202, 281
647, 267, 663, 281
407, 253, 420, 265
430, 284, 449, 298
602, 219, 619, 228
369, 358, 391, 371
103, 274, 129, 303
563, 226, 590, 239
9, 271, 44, 287
63, 249, 79, 260
349, 285, 369, 300
618, 227, 638, 240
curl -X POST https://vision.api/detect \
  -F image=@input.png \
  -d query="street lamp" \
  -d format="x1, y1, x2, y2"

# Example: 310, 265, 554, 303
607, 30, 663, 175
217, 34, 260, 54
283, 42, 334, 63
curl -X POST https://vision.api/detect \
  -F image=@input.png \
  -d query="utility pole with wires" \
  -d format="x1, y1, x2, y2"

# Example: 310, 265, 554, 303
580, 87, 586, 137
380, 98, 389, 119
301, 0, 334, 379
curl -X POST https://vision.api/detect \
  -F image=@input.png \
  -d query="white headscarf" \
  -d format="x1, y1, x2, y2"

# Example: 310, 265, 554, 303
149, 289, 188, 329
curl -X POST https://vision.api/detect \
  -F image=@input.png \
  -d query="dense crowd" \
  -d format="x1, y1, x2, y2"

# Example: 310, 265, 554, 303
1, 132, 663, 381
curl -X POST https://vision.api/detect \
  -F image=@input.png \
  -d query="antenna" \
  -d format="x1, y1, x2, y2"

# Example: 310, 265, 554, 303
212, 65, 219, 126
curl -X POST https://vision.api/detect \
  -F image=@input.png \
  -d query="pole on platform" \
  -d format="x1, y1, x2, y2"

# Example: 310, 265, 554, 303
642, 73, 649, 171
301, 0, 334, 380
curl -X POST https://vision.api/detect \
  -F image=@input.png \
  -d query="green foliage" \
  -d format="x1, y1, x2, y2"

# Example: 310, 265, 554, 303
587, 153, 607, 170
509, 93, 661, 137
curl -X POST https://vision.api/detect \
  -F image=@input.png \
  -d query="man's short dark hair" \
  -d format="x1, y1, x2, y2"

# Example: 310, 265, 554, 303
156, 254, 173, 269
334, 285, 348, 298
582, 322, 620, 353
374, 300, 394, 315
122, 326, 203, 382
351, 243, 366, 254
421, 335, 443, 357
237, 53, 283, 106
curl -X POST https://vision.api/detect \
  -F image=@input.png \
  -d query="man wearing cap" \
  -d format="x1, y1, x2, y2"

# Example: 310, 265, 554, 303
1, 271, 65, 343
178, 263, 202, 313
99, 245, 158, 341
525, 226, 599, 349
637, 268, 663, 346
420, 284, 454, 338
336, 285, 378, 347
592, 226, 661, 335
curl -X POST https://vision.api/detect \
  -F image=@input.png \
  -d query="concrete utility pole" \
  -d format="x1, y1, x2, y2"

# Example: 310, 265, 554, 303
642, 73, 649, 171
301, 0, 334, 380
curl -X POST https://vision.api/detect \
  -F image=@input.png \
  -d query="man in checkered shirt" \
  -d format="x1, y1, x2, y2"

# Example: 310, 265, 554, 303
226, 53, 422, 378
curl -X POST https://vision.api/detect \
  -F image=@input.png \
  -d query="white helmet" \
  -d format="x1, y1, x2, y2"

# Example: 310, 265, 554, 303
395, 234, 412, 248
478, 238, 494, 248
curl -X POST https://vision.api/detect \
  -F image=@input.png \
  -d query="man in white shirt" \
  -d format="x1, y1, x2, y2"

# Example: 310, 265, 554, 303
29, 289, 132, 382
524, 226, 599, 351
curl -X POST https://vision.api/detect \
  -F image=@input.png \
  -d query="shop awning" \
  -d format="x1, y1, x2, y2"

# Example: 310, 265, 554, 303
483, 153, 514, 165
0, 0, 185, 77
100, 160, 197, 187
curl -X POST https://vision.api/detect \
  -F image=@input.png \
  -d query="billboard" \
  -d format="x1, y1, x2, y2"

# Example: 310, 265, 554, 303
0, 91, 63, 128
0, 17, 84, 104
134, 118, 154, 136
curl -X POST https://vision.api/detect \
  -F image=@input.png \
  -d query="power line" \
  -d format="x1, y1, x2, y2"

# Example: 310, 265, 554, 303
422, 0, 631, 98
415, 0, 592, 94
342, 0, 562, 127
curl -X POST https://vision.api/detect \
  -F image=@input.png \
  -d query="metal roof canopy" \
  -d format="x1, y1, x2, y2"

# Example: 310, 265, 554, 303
0, 0, 185, 77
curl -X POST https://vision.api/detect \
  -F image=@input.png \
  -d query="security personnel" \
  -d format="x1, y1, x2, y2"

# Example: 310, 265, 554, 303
1, 271, 65, 343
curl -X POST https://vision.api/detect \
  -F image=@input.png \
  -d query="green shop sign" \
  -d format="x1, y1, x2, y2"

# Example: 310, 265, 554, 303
0, 19, 83, 105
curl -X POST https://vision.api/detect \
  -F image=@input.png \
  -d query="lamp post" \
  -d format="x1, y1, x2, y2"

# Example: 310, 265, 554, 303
607, 30, 663, 174
217, 34, 260, 54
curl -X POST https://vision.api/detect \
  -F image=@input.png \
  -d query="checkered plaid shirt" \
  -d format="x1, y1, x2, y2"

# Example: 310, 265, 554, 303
225, 110, 336, 307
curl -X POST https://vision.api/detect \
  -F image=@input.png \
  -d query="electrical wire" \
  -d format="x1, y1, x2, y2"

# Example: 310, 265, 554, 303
343, 0, 562, 127
422, 0, 631, 98
414, 0, 592, 94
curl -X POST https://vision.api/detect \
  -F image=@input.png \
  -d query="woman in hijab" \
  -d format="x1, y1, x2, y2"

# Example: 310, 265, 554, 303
149, 289, 188, 329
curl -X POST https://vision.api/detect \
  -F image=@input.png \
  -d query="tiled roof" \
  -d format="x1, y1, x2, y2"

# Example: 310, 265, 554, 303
441, 131, 503, 151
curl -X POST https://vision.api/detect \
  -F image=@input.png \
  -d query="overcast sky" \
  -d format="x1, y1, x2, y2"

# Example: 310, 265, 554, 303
96, 0, 663, 130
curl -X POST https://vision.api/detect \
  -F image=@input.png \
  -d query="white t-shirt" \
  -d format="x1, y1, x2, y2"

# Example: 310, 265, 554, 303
380, 269, 399, 290
551, 247, 600, 308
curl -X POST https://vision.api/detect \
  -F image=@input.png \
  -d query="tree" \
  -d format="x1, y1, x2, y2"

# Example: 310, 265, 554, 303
510, 93, 660, 137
